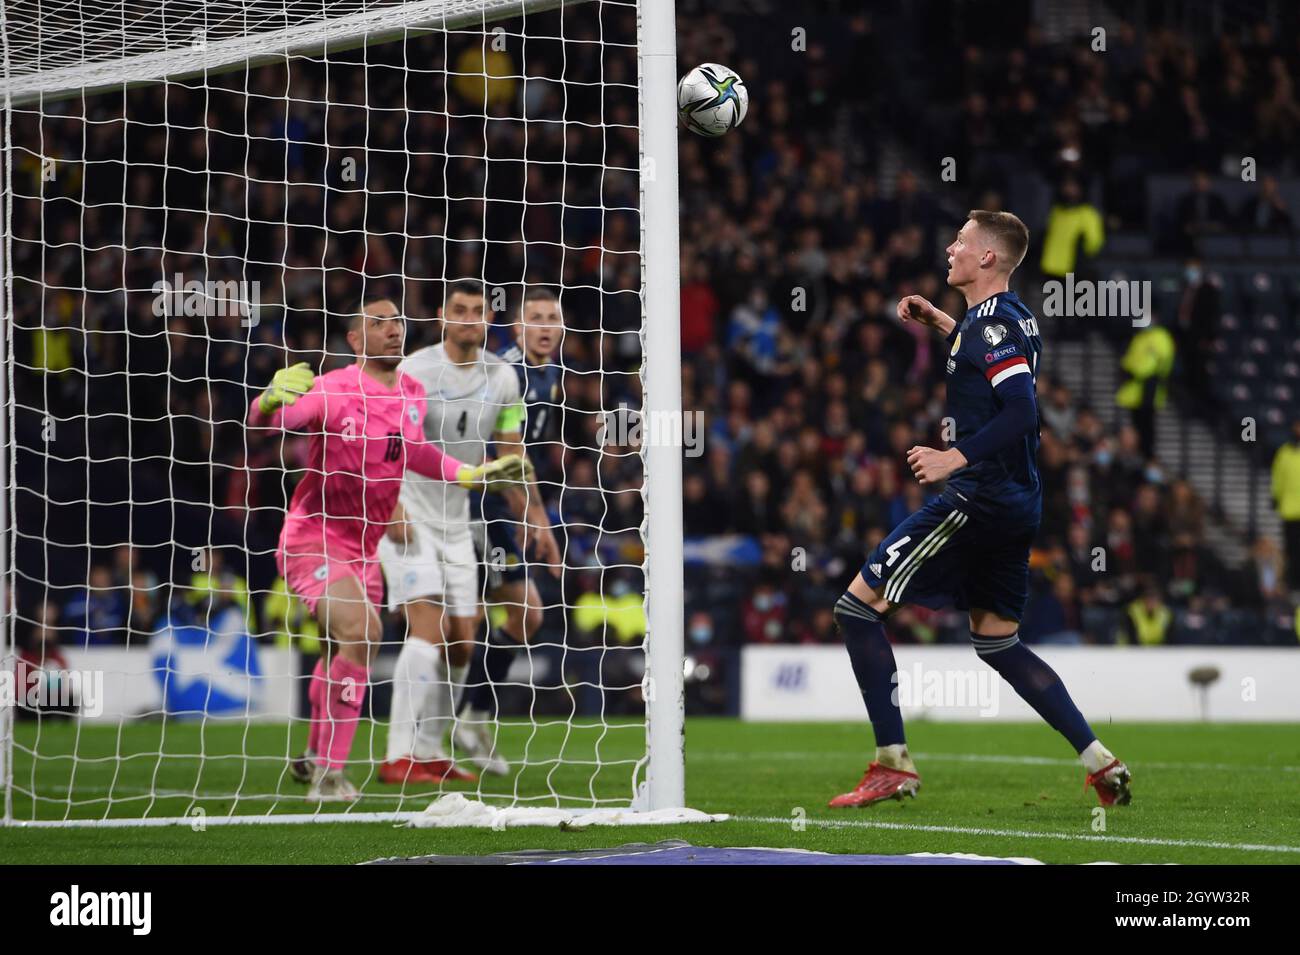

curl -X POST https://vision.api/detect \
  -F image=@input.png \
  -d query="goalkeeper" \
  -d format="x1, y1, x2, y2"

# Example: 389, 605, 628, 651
247, 297, 527, 802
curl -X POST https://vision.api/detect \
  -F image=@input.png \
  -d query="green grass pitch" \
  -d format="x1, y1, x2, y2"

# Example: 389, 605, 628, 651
3, 718, 1298, 864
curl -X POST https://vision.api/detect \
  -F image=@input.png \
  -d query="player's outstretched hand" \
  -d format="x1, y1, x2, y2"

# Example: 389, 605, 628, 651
896, 294, 941, 328
907, 445, 967, 485
258, 362, 314, 415
518, 521, 563, 578
386, 502, 417, 552
457, 454, 534, 493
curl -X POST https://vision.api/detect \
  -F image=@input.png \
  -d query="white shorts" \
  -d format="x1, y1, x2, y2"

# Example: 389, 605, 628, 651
377, 523, 480, 616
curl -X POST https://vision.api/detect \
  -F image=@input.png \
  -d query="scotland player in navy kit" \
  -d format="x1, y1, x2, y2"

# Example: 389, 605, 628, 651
829, 211, 1132, 809
478, 288, 563, 600
458, 289, 564, 756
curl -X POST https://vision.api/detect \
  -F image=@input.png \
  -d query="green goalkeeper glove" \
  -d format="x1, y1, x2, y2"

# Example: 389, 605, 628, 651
258, 362, 315, 415
456, 454, 534, 493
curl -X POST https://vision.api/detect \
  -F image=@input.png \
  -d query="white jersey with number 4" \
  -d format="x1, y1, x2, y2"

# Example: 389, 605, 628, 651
397, 342, 522, 535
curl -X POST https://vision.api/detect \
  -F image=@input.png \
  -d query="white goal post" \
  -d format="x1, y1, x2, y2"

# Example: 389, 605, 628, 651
0, 0, 685, 825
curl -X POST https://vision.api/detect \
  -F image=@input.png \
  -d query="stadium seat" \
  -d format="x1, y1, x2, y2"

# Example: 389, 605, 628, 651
1197, 235, 1246, 259
1244, 236, 1293, 260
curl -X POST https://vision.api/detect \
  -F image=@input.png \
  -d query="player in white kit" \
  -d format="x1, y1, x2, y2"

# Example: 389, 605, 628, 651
378, 281, 553, 783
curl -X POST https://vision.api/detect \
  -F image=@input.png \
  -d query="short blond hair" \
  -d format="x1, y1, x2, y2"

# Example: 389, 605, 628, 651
968, 209, 1029, 272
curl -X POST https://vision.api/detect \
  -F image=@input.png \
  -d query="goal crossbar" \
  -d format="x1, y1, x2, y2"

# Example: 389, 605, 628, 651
0, 0, 581, 105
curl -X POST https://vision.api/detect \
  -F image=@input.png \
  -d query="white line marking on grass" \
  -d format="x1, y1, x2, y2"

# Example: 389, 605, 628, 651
912, 752, 1300, 774
692, 751, 1300, 773
735, 815, 1300, 855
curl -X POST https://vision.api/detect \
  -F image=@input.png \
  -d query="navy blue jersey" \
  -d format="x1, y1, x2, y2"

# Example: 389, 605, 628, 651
498, 342, 562, 448
476, 342, 563, 532
940, 291, 1042, 530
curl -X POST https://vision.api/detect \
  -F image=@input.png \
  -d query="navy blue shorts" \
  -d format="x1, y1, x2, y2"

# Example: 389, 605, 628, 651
859, 497, 1036, 621
478, 496, 527, 588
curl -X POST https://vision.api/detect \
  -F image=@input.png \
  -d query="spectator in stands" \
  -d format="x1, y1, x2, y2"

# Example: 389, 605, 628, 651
1174, 258, 1219, 413
740, 575, 788, 644
187, 548, 254, 632
1245, 536, 1286, 608
1123, 583, 1171, 646
263, 575, 322, 652
1164, 479, 1205, 542
15, 600, 76, 719
1023, 565, 1084, 645
1131, 483, 1170, 571
1039, 177, 1105, 280
680, 258, 720, 355
111, 545, 160, 644
1271, 419, 1300, 593
1238, 175, 1294, 234
1166, 530, 1226, 604
1039, 379, 1077, 441
61, 565, 127, 646
1116, 318, 1175, 459
684, 471, 730, 536
1174, 170, 1231, 252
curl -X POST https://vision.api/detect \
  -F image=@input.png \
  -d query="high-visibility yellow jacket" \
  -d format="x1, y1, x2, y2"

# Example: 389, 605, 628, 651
1040, 203, 1105, 277
1125, 600, 1171, 646
573, 592, 646, 644
33, 328, 74, 372
188, 571, 254, 632
1271, 442, 1300, 521
263, 576, 321, 654
1116, 325, 1175, 410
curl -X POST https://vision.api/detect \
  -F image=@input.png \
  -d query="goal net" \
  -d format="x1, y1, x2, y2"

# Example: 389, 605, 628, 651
0, 0, 685, 825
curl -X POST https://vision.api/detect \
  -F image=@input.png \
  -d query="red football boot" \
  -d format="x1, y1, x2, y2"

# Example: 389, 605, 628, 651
378, 758, 443, 785
1085, 759, 1132, 806
829, 761, 921, 808
419, 758, 478, 783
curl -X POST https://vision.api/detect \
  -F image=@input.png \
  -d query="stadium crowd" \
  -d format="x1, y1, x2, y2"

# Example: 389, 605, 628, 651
8, 3, 1300, 703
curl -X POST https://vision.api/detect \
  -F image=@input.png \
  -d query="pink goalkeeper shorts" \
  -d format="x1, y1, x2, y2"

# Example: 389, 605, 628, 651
277, 518, 384, 615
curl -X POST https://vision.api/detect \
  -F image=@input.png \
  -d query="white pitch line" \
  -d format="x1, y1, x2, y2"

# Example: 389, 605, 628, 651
913, 751, 1300, 773
735, 815, 1300, 855
692, 750, 1300, 773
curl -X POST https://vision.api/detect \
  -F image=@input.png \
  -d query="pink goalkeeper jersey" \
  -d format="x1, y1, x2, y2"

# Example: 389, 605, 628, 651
247, 363, 464, 560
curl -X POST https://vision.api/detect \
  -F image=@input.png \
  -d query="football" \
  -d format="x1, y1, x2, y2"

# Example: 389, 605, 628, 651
677, 63, 748, 137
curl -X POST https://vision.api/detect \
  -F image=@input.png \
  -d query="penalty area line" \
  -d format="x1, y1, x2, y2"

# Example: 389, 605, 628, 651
733, 815, 1300, 855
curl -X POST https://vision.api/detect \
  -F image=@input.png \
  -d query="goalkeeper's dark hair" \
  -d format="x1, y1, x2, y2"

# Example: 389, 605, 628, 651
968, 209, 1030, 272
348, 295, 401, 331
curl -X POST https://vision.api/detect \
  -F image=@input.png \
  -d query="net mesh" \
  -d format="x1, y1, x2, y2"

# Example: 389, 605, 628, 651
2, 0, 654, 823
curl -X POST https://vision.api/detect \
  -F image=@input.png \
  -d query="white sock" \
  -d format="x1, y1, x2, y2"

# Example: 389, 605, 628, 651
414, 647, 452, 760
448, 663, 469, 714
387, 638, 440, 763
1080, 739, 1115, 774
875, 744, 916, 774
